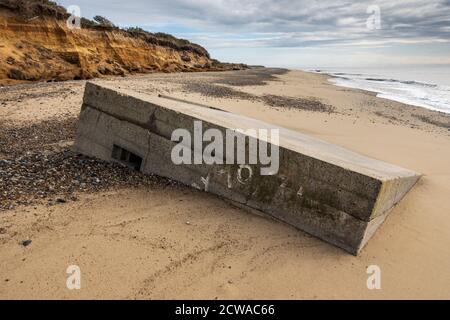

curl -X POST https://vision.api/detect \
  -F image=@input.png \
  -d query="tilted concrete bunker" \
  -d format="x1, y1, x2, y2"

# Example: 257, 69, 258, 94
73, 82, 421, 255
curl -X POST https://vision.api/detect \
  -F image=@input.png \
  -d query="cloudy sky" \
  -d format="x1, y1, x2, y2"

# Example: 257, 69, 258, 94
58, 0, 450, 68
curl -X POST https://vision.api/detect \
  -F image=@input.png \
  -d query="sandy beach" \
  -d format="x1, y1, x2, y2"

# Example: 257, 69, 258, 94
1, 68, 449, 299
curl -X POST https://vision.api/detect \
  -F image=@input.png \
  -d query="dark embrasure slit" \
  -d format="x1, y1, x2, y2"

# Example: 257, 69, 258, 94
111, 145, 143, 171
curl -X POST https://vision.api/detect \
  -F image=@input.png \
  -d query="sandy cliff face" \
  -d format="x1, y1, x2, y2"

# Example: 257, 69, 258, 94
0, 8, 244, 85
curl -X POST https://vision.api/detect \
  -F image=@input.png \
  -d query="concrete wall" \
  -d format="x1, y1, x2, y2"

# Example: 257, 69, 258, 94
73, 82, 421, 255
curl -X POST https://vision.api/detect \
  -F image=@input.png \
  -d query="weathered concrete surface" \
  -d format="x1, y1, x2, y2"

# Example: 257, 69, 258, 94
73, 82, 421, 255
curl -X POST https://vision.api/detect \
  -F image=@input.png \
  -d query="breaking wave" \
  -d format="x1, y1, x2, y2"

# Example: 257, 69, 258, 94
312, 69, 450, 114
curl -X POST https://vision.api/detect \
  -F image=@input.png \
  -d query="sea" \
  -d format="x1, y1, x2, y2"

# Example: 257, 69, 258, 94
308, 65, 450, 114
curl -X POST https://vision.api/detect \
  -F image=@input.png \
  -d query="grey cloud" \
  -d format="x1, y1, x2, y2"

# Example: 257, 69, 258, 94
58, 0, 450, 48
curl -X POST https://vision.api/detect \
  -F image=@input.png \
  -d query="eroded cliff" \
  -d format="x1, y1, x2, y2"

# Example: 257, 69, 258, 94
0, 0, 246, 85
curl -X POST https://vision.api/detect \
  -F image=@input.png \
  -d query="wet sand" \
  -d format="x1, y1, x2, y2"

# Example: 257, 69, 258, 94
1, 69, 449, 299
